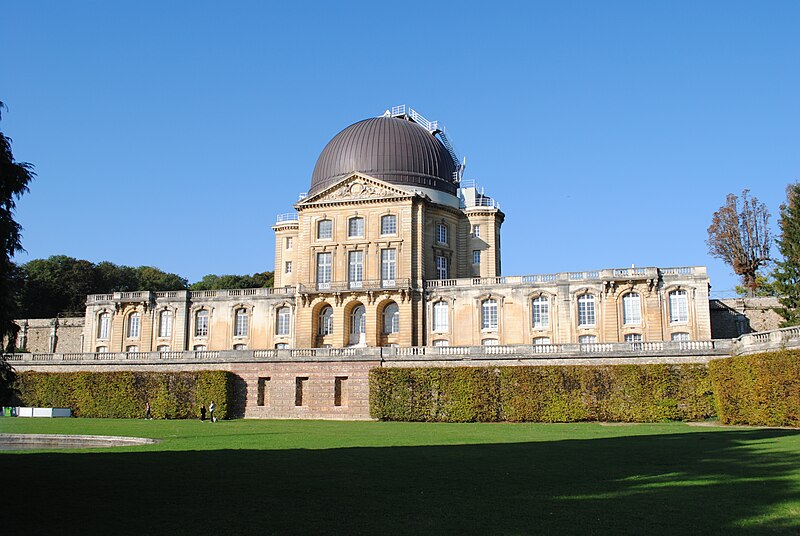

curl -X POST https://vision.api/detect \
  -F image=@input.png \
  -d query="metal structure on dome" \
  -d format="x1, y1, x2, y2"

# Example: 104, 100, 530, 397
385, 105, 465, 183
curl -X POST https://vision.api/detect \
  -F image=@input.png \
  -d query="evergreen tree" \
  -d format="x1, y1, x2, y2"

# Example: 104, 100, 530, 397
773, 183, 800, 326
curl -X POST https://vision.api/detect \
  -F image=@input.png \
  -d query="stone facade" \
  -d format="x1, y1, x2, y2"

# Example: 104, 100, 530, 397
7, 318, 85, 353
710, 297, 782, 339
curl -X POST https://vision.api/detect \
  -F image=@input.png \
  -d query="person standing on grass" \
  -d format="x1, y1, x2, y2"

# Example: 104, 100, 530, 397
209, 400, 216, 422
145, 401, 152, 420
200, 404, 206, 421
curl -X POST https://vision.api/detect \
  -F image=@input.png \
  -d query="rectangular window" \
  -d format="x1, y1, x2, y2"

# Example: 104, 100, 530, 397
482, 300, 498, 330
623, 293, 642, 325
381, 214, 397, 235
275, 343, 288, 349
348, 250, 363, 289
433, 301, 448, 332
128, 314, 140, 338
624, 333, 642, 342
381, 248, 396, 284
317, 252, 332, 289
96, 346, 108, 353
285, 261, 292, 274
233, 343, 247, 350
295, 377, 308, 406
532, 297, 549, 329
98, 313, 110, 340
578, 335, 597, 344
670, 290, 689, 323
156, 344, 170, 352
257, 377, 270, 407
578, 295, 596, 327
334, 376, 348, 407
436, 223, 448, 244
195, 310, 209, 337
348, 217, 364, 238
472, 250, 481, 265
285, 237, 293, 250
472, 224, 480, 238
432, 339, 449, 347
277, 307, 291, 335
533, 337, 551, 345
436, 255, 448, 279
193, 344, 207, 351
671, 332, 690, 341
482, 338, 499, 346
234, 309, 248, 337
159, 311, 173, 338
126, 345, 139, 352
317, 219, 333, 240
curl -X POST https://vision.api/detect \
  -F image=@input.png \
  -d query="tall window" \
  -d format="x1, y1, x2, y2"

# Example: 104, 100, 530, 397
622, 293, 641, 325
381, 248, 396, 284
195, 310, 209, 337
317, 219, 332, 240
127, 312, 140, 338
436, 222, 448, 244
577, 294, 596, 326
481, 299, 498, 330
348, 217, 364, 238
472, 224, 480, 238
472, 250, 481, 265
383, 302, 400, 334
276, 307, 291, 335
350, 305, 366, 335
234, 308, 248, 337
285, 237, 293, 250
97, 312, 110, 339
319, 306, 333, 336
669, 290, 688, 323
433, 301, 448, 332
159, 310, 173, 338
381, 214, 397, 235
285, 261, 292, 274
532, 296, 549, 329
436, 255, 448, 279
348, 250, 363, 288
317, 252, 332, 289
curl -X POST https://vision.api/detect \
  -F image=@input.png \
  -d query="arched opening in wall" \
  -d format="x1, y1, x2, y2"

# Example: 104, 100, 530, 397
378, 300, 400, 347
348, 302, 366, 346
313, 302, 334, 348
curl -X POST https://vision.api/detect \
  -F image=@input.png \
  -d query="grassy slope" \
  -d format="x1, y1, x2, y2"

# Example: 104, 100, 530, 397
2, 419, 799, 535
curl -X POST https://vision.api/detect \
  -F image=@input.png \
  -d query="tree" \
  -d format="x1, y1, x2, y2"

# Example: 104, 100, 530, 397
707, 190, 771, 296
190, 271, 274, 290
773, 183, 800, 326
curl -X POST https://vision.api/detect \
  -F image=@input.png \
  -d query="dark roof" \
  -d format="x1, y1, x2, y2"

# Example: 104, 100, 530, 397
309, 116, 457, 196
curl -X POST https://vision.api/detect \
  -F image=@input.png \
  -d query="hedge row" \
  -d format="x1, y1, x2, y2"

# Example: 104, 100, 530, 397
709, 350, 800, 427
370, 364, 715, 423
15, 371, 234, 419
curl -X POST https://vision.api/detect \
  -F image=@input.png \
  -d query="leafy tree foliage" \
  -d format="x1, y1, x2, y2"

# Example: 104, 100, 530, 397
735, 272, 777, 297
190, 272, 274, 290
17, 256, 188, 317
773, 183, 800, 326
1, 101, 35, 403
707, 190, 771, 296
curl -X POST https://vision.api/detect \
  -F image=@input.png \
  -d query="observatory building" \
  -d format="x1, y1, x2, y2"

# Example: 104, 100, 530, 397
83, 106, 711, 354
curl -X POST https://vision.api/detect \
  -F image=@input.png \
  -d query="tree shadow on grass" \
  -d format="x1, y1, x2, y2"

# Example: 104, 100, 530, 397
4, 429, 800, 535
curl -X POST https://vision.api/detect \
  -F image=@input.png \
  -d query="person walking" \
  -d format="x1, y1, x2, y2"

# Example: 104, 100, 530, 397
209, 401, 216, 423
200, 405, 206, 421
145, 401, 152, 420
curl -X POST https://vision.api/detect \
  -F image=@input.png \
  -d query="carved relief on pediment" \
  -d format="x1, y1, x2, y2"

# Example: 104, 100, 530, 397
326, 179, 401, 201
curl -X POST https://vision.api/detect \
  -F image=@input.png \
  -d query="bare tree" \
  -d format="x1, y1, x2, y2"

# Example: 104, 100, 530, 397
707, 190, 771, 296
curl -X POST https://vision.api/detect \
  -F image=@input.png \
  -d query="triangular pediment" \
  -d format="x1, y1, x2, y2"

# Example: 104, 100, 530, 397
297, 173, 417, 207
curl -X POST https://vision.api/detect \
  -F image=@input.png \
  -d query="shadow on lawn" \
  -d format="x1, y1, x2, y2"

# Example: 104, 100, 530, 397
5, 429, 800, 535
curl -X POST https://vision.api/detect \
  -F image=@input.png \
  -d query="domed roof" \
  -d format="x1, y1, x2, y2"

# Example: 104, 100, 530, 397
309, 116, 457, 197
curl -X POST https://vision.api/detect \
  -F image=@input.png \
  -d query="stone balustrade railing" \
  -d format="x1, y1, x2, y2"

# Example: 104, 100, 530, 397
88, 287, 295, 303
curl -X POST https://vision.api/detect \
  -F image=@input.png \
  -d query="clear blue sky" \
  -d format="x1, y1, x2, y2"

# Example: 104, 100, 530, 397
2, 1, 798, 296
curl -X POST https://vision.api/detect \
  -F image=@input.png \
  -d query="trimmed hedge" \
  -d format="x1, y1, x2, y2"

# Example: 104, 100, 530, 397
370, 364, 715, 423
709, 350, 800, 427
15, 371, 234, 419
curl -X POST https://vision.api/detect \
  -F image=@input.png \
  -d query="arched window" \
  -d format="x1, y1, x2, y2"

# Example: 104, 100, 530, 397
531, 296, 549, 328
127, 312, 140, 338
195, 310, 209, 337
319, 306, 334, 336
622, 293, 641, 325
381, 214, 397, 235
234, 308, 249, 337
350, 305, 366, 335
348, 217, 364, 238
383, 302, 399, 334
156, 344, 170, 352
577, 294, 595, 326
481, 338, 499, 346
276, 307, 291, 336
317, 219, 333, 239
159, 310, 173, 338
671, 332, 690, 341
578, 334, 597, 344
669, 290, 688, 323
624, 333, 642, 342
481, 299, 498, 330
433, 301, 449, 332
97, 312, 110, 339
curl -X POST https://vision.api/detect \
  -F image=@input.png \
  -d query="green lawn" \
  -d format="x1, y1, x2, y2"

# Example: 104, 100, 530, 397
2, 418, 799, 535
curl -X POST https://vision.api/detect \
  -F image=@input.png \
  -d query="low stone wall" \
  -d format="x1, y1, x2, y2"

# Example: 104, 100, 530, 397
710, 298, 781, 338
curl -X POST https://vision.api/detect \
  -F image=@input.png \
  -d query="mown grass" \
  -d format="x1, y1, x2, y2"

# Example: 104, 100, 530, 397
2, 418, 799, 535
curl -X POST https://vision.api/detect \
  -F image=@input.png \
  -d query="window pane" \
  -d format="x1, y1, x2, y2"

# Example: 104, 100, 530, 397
128, 313, 140, 338
669, 290, 688, 323
348, 217, 364, 238
436, 223, 448, 244
98, 313, 110, 339
277, 307, 291, 335
195, 310, 209, 337
472, 250, 481, 265
578, 295, 595, 326
383, 303, 399, 334
381, 249, 396, 282
472, 224, 480, 238
533, 336, 551, 345
350, 305, 366, 334
623, 293, 641, 325
578, 335, 597, 344
317, 252, 332, 288
436, 256, 448, 279
319, 306, 333, 335
433, 301, 448, 332
532, 297, 549, 328
481, 299, 498, 330
348, 250, 363, 288
235, 309, 248, 337
317, 219, 332, 239
159, 310, 173, 338
381, 215, 397, 235
671, 332, 690, 341
624, 333, 642, 342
